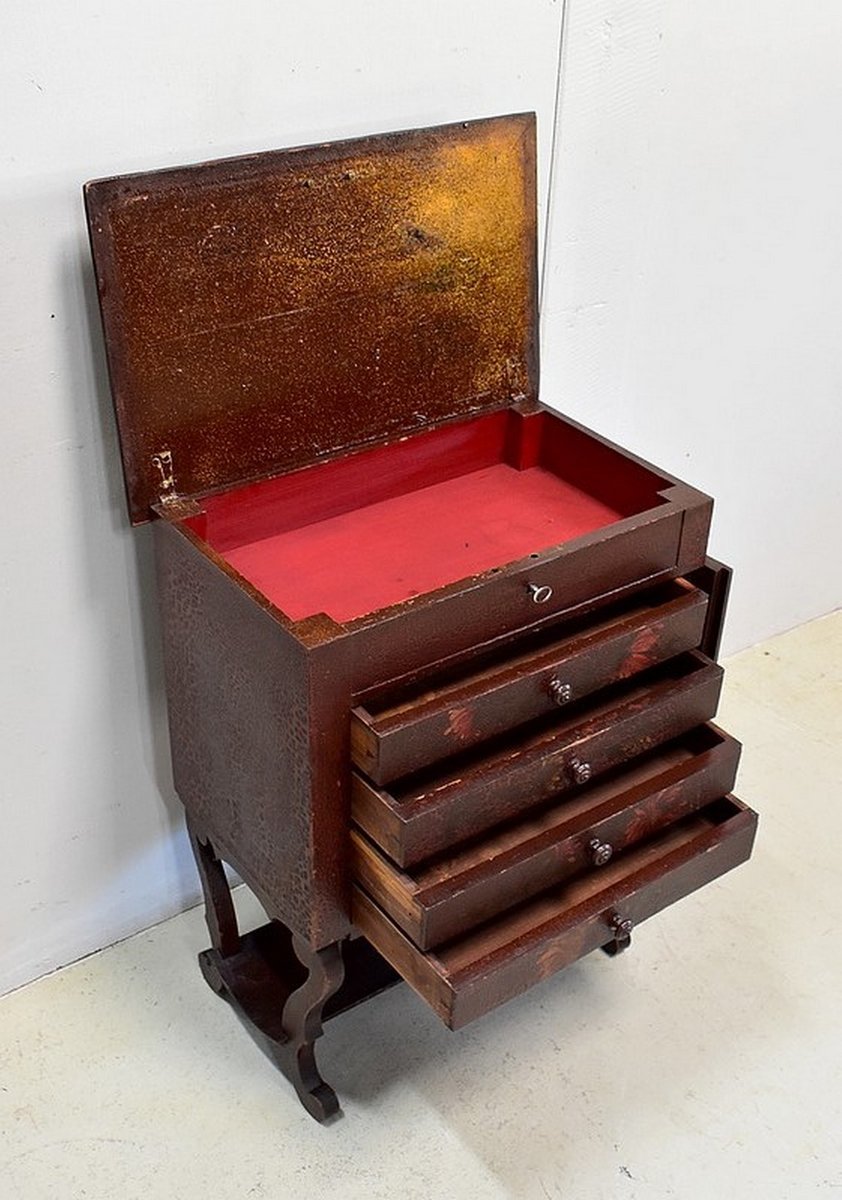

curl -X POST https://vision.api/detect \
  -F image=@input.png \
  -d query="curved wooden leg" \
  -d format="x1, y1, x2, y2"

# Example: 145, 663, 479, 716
279, 934, 345, 1122
188, 821, 239, 958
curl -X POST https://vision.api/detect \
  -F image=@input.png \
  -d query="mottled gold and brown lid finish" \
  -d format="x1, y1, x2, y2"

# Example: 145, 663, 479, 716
84, 113, 538, 524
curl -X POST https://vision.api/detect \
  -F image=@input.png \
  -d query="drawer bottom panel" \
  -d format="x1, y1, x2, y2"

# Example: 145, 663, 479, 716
353, 796, 757, 1030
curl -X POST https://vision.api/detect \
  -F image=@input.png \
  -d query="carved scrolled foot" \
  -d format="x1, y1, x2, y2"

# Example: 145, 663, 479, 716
197, 948, 227, 996
187, 819, 370, 1120
193, 917, 399, 1120
279, 934, 345, 1122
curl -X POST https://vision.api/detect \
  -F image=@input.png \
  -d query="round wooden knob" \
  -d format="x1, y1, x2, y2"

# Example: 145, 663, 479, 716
569, 757, 592, 785
548, 678, 573, 706
588, 837, 614, 866
603, 911, 634, 956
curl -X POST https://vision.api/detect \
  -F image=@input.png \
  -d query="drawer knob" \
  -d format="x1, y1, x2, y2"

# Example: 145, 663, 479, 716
548, 677, 573, 706
588, 837, 614, 867
569, 757, 592, 785
603, 912, 634, 956
527, 582, 553, 604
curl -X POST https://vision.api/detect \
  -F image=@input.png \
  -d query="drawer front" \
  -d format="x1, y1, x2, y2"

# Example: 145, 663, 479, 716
353, 796, 758, 1029
352, 579, 709, 785
352, 651, 724, 867
348, 506, 689, 692
352, 724, 741, 949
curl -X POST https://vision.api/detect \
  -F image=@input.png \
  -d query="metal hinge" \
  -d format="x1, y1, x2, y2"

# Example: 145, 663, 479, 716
505, 357, 527, 404
151, 449, 178, 507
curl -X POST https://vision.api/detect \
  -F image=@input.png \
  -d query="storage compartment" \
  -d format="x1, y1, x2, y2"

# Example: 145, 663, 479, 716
186, 407, 674, 624
352, 795, 758, 1029
352, 724, 741, 949
352, 576, 709, 783
353, 650, 724, 866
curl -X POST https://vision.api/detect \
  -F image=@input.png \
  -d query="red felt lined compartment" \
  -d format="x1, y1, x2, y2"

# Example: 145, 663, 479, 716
186, 410, 669, 624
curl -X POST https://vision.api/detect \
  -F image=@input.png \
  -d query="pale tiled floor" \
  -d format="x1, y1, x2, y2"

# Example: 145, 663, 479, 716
1, 613, 840, 1199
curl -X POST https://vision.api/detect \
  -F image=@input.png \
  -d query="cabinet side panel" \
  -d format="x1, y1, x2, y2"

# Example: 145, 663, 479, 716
153, 520, 351, 946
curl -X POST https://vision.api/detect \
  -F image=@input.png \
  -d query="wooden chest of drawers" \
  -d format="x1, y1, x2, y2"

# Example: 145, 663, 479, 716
84, 114, 757, 1121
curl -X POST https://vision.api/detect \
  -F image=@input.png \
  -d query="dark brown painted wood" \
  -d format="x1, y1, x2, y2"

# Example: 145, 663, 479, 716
190, 821, 401, 1123
351, 578, 708, 784
688, 556, 733, 661
353, 651, 724, 867
352, 725, 741, 949
157, 398, 714, 691
352, 796, 758, 1029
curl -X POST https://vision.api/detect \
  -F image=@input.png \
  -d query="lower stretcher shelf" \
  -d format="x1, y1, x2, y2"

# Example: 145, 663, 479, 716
353, 796, 757, 1030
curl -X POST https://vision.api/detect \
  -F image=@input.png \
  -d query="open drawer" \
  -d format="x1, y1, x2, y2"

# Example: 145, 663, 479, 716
352, 578, 709, 785
352, 650, 724, 867
353, 795, 758, 1029
352, 724, 741, 950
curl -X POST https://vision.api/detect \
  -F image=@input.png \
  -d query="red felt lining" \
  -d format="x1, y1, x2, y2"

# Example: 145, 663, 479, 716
195, 410, 514, 552
188, 409, 669, 624
222, 464, 621, 622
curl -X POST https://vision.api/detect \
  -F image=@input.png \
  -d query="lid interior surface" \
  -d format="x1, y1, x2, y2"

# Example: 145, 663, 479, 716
85, 113, 538, 523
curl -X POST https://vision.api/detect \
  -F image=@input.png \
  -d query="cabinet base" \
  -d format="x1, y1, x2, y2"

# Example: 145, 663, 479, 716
199, 925, 401, 1121
191, 817, 401, 1122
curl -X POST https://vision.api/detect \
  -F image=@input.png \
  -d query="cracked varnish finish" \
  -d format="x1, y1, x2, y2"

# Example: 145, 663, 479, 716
154, 517, 352, 947
80, 113, 755, 1116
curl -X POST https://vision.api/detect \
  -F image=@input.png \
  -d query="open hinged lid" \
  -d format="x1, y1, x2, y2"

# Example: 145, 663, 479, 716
85, 113, 539, 524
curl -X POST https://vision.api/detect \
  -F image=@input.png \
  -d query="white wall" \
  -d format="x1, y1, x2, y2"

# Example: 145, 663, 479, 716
0, 0, 562, 996
540, 0, 842, 654
2, 1, 840, 996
